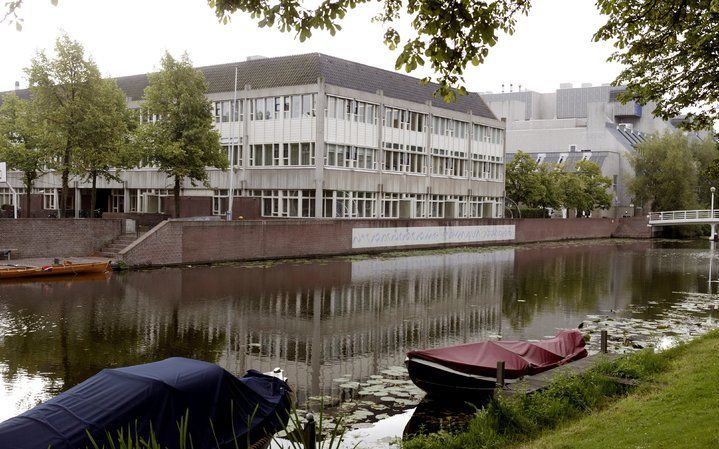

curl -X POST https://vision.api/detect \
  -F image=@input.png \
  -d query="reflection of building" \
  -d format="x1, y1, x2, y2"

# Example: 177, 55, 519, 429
5, 241, 714, 418
2, 54, 505, 219
481, 84, 710, 216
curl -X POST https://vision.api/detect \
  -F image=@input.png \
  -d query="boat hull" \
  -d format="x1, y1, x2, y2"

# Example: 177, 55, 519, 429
0, 261, 109, 280
406, 358, 499, 397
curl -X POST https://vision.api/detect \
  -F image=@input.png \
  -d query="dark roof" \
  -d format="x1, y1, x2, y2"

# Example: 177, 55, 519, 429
3, 53, 496, 119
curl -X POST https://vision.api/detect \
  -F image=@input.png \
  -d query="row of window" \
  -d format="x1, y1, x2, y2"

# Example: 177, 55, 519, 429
0, 188, 59, 210
250, 143, 315, 166
327, 96, 377, 124
211, 95, 317, 123
222, 141, 501, 178
209, 95, 503, 142
384, 107, 425, 131
325, 144, 377, 170
212, 100, 242, 123
238, 189, 501, 219
251, 94, 317, 121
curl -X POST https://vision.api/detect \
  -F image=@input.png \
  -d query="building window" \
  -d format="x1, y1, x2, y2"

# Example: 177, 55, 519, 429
40, 188, 56, 210
381, 193, 400, 218
213, 100, 242, 123
325, 144, 377, 170
250, 143, 315, 167
250, 189, 316, 218
0, 187, 23, 208
431, 148, 466, 177
110, 189, 124, 213
323, 191, 376, 218
382, 142, 425, 174
224, 144, 242, 167
213, 189, 228, 216
327, 96, 377, 123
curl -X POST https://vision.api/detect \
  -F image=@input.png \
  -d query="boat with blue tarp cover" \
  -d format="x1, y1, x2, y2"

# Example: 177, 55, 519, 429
0, 357, 292, 449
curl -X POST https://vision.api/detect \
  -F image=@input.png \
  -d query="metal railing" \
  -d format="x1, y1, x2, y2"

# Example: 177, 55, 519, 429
648, 210, 719, 222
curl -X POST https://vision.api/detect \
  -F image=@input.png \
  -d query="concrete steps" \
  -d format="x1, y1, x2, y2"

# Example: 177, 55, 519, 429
99, 233, 139, 259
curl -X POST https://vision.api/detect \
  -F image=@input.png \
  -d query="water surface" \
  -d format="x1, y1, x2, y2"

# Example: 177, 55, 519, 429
1, 239, 718, 440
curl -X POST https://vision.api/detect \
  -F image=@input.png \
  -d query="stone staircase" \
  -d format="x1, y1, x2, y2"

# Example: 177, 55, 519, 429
99, 233, 139, 259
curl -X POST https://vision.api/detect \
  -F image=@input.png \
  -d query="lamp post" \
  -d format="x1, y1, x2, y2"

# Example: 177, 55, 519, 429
711, 187, 716, 240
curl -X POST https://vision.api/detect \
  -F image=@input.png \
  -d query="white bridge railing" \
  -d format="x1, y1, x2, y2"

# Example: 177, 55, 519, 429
648, 210, 719, 224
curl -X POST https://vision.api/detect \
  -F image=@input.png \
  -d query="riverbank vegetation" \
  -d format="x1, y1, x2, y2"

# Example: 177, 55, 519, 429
505, 151, 612, 218
403, 330, 719, 449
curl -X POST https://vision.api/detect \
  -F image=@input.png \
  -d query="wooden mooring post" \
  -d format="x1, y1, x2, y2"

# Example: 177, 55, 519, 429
496, 360, 506, 388
601, 330, 608, 354
303, 413, 317, 449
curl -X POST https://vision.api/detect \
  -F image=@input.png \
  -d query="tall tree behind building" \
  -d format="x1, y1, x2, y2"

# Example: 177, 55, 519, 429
135, 52, 227, 218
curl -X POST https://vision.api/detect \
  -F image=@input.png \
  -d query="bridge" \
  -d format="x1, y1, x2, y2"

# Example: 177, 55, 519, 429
647, 210, 719, 226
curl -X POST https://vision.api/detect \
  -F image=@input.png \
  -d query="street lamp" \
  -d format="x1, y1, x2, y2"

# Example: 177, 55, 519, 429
711, 187, 716, 240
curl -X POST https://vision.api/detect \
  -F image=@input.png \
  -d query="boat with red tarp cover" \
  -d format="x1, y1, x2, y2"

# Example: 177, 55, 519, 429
406, 329, 587, 395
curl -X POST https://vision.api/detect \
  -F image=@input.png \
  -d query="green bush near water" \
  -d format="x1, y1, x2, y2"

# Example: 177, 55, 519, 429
402, 347, 674, 449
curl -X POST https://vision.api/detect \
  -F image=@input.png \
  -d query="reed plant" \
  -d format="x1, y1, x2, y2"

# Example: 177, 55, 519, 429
82, 400, 352, 449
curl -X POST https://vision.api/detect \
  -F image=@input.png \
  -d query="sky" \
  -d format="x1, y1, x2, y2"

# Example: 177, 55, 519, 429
0, 0, 623, 95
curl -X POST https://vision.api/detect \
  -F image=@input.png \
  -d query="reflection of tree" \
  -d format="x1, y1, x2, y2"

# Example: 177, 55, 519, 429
502, 244, 614, 329
0, 273, 226, 392
501, 241, 708, 329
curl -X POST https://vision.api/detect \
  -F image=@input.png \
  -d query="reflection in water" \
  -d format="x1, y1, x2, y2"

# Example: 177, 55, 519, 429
0, 240, 716, 426
403, 395, 492, 439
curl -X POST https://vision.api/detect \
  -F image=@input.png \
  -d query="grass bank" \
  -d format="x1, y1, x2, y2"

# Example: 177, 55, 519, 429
403, 330, 719, 449
519, 331, 719, 449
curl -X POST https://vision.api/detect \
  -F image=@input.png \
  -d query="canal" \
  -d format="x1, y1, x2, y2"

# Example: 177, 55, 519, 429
2, 239, 719, 445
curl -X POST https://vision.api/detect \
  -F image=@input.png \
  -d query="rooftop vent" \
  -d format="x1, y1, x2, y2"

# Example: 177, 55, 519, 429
14, 81, 19, 90
559, 83, 573, 89
246, 55, 268, 61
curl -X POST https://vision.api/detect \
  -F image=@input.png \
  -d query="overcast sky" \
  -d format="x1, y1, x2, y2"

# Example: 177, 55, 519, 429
0, 0, 623, 94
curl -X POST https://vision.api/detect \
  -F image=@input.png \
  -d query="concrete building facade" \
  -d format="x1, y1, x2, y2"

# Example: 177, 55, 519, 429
481, 83, 687, 216
0, 54, 506, 220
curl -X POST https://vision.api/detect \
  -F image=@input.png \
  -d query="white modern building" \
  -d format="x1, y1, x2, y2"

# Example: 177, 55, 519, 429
481, 83, 699, 215
1, 54, 506, 220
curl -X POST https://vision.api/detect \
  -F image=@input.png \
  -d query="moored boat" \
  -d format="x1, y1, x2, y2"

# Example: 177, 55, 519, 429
406, 329, 587, 396
0, 357, 293, 449
0, 260, 110, 280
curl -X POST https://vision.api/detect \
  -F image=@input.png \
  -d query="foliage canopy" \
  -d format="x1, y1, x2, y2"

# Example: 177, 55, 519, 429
135, 52, 227, 218
505, 151, 612, 216
0, 93, 54, 216
594, 0, 719, 133
630, 131, 718, 211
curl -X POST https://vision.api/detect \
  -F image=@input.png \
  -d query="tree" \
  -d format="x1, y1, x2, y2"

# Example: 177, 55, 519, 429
25, 34, 105, 217
566, 160, 612, 215
505, 151, 544, 209
594, 0, 719, 133
4, 0, 532, 101
505, 151, 563, 211
210, 0, 530, 101
629, 132, 702, 212
0, 93, 55, 217
135, 52, 227, 218
74, 79, 137, 218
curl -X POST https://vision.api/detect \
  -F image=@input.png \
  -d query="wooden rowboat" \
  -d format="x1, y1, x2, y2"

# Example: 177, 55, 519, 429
0, 260, 110, 280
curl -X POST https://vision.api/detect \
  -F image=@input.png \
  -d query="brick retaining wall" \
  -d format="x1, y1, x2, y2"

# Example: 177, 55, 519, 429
120, 217, 647, 267
0, 218, 124, 258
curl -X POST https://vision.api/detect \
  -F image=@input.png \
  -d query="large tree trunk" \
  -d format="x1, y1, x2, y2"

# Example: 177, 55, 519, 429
24, 175, 34, 219
60, 146, 71, 218
173, 176, 181, 218
90, 173, 97, 218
